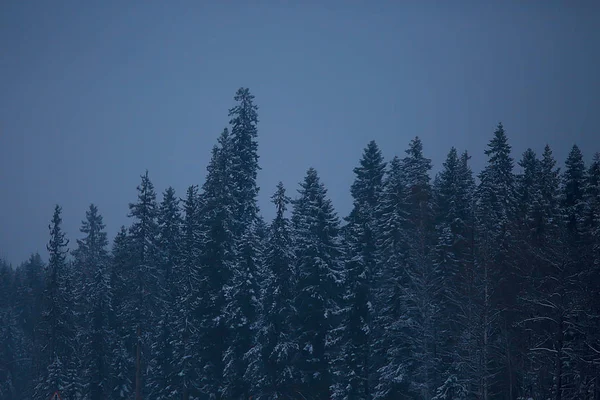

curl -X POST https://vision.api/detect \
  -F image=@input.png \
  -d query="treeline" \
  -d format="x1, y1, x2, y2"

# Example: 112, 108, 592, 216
0, 88, 599, 400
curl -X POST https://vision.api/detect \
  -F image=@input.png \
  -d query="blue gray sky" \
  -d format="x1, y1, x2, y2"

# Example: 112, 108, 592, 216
1, 1, 599, 265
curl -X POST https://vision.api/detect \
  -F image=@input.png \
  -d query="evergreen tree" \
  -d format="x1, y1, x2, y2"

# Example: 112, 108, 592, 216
373, 155, 410, 399
228, 87, 260, 232
198, 129, 237, 398
292, 168, 344, 399
558, 144, 591, 397
74, 204, 111, 400
127, 171, 160, 400
474, 123, 518, 399
219, 87, 263, 399
399, 137, 438, 398
109, 227, 133, 400
246, 182, 298, 399
35, 205, 79, 400
172, 185, 203, 400
432, 148, 477, 394
332, 141, 385, 399
148, 186, 182, 400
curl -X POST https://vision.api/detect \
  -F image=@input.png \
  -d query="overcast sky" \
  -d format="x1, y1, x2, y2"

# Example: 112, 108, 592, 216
1, 1, 599, 265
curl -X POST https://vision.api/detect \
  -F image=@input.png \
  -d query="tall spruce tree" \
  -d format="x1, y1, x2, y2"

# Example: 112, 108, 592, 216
292, 168, 344, 399
198, 129, 237, 398
246, 182, 298, 399
373, 155, 411, 399
127, 171, 160, 400
398, 137, 438, 398
475, 123, 519, 399
432, 148, 476, 395
147, 186, 182, 400
173, 185, 203, 400
74, 204, 111, 400
332, 140, 385, 399
220, 87, 263, 399
35, 205, 79, 400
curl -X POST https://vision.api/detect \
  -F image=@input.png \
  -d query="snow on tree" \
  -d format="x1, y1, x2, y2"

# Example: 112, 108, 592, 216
331, 140, 385, 400
126, 171, 160, 400
291, 168, 345, 399
245, 182, 298, 399
35, 205, 80, 400
73, 204, 112, 400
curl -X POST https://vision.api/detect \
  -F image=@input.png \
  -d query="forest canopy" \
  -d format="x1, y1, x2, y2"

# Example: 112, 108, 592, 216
1, 88, 599, 400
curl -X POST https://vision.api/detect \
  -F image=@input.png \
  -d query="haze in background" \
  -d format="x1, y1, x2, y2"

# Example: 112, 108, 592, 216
1, 1, 599, 264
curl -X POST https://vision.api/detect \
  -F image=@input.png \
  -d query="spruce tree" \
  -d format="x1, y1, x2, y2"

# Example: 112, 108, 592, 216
332, 141, 385, 399
109, 227, 133, 400
292, 168, 344, 399
474, 123, 519, 398
173, 185, 203, 400
432, 148, 476, 393
399, 137, 438, 398
127, 171, 160, 400
373, 155, 410, 399
219, 87, 263, 399
246, 182, 298, 399
198, 129, 237, 398
148, 186, 182, 400
74, 204, 111, 400
35, 205, 79, 400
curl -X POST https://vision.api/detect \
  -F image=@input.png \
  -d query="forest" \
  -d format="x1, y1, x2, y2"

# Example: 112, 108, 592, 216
0, 87, 599, 400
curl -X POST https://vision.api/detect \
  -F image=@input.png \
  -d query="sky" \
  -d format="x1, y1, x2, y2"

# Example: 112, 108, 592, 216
1, 1, 599, 265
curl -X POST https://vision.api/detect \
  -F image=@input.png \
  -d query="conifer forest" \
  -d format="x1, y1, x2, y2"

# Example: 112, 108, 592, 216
1, 87, 600, 400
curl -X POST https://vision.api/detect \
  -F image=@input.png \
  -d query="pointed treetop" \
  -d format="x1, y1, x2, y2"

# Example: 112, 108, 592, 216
405, 136, 424, 158
272, 182, 290, 219
518, 148, 538, 172
229, 87, 259, 134
47, 205, 69, 264
485, 122, 512, 159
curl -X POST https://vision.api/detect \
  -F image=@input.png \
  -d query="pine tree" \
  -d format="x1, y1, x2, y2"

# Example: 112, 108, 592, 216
35, 205, 79, 400
246, 182, 298, 399
332, 141, 385, 399
291, 168, 345, 399
127, 171, 160, 400
474, 123, 519, 399
172, 185, 203, 400
373, 155, 410, 399
148, 187, 182, 400
432, 148, 477, 394
559, 144, 591, 398
74, 204, 111, 400
218, 87, 263, 399
109, 227, 133, 400
398, 137, 438, 398
197, 129, 237, 398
